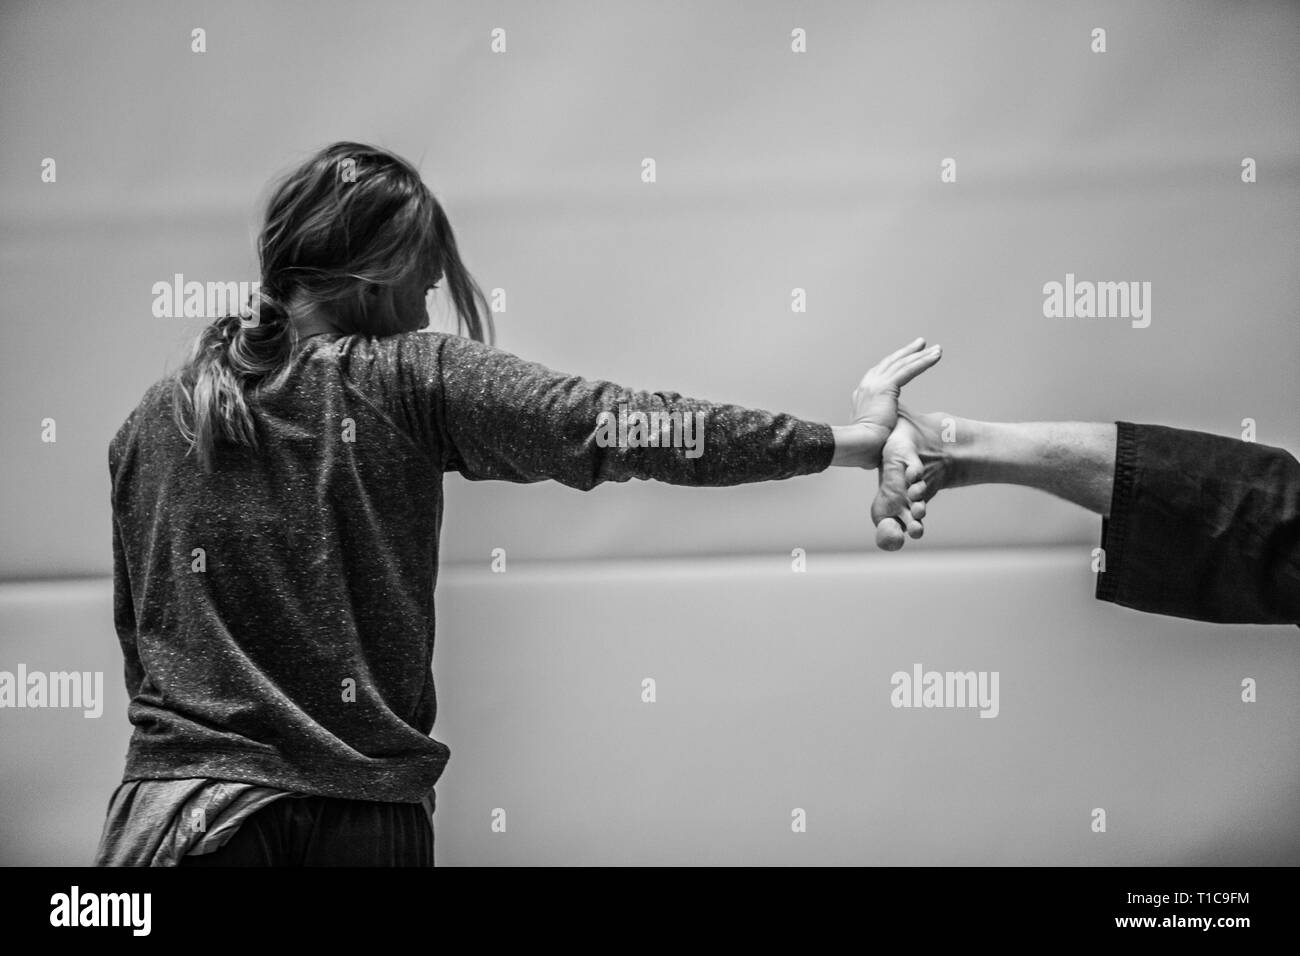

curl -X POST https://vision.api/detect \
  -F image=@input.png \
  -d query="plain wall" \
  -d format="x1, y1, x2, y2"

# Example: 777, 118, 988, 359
1, 1, 1297, 865
2, 0, 1297, 575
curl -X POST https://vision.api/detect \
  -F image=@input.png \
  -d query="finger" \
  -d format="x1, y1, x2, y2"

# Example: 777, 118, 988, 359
888, 346, 942, 388
875, 517, 906, 551
876, 337, 927, 372
882, 349, 940, 390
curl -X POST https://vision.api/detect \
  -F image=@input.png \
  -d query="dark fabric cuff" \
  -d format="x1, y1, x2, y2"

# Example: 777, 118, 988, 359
807, 421, 838, 475
1095, 421, 1137, 604
1091, 420, 1300, 625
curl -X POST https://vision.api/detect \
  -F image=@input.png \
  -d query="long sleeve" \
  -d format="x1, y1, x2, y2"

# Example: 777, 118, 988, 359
110, 460, 146, 698
426, 332, 836, 490
1096, 421, 1300, 626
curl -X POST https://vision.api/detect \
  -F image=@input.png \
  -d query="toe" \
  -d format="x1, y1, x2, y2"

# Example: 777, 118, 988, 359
875, 518, 906, 551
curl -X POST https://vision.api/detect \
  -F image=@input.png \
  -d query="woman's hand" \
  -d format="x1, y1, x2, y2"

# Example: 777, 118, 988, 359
832, 338, 942, 469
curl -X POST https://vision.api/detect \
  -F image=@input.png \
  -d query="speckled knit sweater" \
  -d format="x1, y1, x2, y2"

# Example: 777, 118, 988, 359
108, 331, 835, 802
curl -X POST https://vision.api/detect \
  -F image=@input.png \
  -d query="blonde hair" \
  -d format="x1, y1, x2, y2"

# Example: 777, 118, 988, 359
171, 141, 493, 471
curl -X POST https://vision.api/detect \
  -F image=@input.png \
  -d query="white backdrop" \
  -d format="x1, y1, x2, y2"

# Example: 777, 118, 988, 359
2, 0, 1297, 577
1, 1, 1298, 867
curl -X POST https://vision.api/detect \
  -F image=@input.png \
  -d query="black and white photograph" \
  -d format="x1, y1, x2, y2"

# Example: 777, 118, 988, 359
0, 0, 1296, 937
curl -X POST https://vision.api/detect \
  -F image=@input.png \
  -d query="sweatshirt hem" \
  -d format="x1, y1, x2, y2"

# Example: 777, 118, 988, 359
123, 746, 447, 804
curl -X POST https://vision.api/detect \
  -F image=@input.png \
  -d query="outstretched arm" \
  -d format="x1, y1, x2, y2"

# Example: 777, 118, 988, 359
425, 332, 940, 489
874, 409, 1300, 626
887, 414, 1118, 516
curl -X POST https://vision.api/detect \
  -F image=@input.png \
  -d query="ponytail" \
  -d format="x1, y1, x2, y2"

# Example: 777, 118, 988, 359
171, 287, 297, 472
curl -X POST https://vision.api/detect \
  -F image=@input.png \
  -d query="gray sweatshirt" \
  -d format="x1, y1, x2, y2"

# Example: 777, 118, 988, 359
108, 331, 835, 802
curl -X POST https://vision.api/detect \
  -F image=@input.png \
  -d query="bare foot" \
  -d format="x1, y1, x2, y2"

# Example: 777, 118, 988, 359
870, 407, 959, 551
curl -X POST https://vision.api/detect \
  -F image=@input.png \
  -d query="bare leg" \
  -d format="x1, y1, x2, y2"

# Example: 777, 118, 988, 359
870, 407, 1118, 550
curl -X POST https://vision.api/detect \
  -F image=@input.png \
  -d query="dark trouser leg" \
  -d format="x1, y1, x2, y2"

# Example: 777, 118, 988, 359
177, 798, 295, 866
298, 796, 434, 867
178, 795, 435, 867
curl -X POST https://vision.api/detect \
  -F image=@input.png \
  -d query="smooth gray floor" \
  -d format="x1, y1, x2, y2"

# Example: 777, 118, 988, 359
4, 549, 1297, 866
